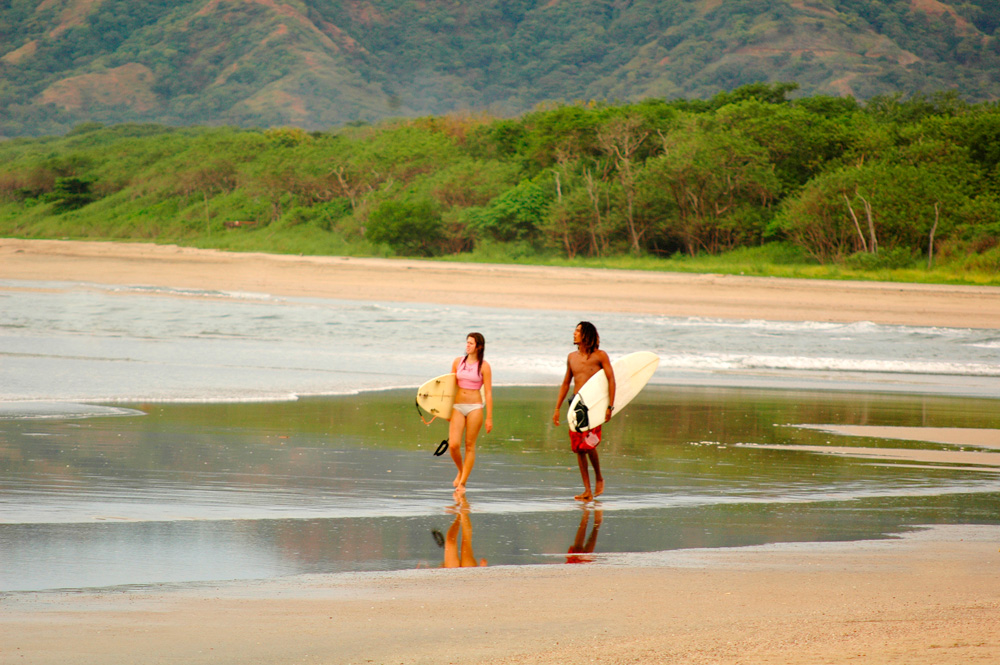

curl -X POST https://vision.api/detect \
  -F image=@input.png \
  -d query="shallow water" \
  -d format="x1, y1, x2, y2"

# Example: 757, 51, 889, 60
2, 387, 998, 591
3, 278, 1000, 591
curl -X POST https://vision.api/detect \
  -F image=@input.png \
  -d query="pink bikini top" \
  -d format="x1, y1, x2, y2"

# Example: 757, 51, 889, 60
456, 358, 483, 390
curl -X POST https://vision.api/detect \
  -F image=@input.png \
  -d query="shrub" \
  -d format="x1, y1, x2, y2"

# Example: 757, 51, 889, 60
471, 180, 550, 243
845, 246, 918, 270
48, 177, 96, 212
366, 198, 444, 256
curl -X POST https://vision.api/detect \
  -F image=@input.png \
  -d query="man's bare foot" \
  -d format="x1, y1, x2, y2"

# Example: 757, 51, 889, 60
574, 491, 593, 501
594, 479, 604, 497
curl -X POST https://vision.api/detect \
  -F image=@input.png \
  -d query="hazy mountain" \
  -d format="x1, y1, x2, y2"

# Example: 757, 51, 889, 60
2, 0, 999, 137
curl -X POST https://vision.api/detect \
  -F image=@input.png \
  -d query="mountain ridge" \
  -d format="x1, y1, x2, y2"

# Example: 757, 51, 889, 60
2, 0, 999, 137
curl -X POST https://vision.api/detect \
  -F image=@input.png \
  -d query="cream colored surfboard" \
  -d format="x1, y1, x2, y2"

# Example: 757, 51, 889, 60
567, 351, 660, 432
416, 373, 458, 422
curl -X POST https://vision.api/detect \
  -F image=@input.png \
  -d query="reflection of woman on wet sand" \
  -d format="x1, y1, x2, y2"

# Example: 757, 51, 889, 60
443, 497, 487, 568
566, 508, 603, 564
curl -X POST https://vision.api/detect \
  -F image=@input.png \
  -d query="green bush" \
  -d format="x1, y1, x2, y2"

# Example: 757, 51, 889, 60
470, 180, 550, 243
845, 247, 918, 270
48, 177, 96, 212
366, 198, 444, 256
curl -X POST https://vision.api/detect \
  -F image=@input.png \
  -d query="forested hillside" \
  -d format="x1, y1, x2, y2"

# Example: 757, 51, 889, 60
2, 85, 999, 281
2, 0, 1000, 138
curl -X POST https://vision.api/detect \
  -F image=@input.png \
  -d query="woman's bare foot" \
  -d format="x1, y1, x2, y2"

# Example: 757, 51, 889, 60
453, 473, 461, 488
574, 491, 593, 501
594, 479, 604, 497
454, 484, 467, 495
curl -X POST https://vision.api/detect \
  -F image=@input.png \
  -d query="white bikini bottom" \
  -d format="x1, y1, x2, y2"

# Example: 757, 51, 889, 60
452, 403, 483, 416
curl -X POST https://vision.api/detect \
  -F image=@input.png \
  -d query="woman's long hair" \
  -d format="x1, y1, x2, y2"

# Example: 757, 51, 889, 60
577, 321, 599, 355
464, 332, 485, 376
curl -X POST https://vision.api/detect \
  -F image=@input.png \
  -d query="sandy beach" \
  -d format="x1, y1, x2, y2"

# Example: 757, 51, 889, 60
2, 238, 999, 664
4, 238, 1000, 327
3, 526, 997, 665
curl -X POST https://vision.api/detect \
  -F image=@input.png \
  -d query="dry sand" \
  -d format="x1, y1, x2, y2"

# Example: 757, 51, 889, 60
2, 238, 999, 664
3, 238, 1000, 327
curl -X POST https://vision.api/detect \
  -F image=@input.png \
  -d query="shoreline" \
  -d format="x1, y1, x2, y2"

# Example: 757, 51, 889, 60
5, 238, 1000, 327
3, 238, 999, 663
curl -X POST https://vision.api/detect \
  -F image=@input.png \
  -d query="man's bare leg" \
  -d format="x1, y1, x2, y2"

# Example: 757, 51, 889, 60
590, 449, 604, 498
575, 452, 593, 501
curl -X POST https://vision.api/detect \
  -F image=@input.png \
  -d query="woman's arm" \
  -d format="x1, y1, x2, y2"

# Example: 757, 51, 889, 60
482, 362, 493, 433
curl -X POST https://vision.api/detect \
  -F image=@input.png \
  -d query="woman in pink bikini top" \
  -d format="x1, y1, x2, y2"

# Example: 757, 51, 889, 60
447, 332, 493, 495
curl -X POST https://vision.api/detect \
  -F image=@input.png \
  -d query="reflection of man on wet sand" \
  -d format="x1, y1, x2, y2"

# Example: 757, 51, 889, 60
566, 508, 603, 564
443, 497, 487, 568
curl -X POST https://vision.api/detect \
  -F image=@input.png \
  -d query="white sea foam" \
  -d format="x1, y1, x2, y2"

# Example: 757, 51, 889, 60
0, 402, 145, 420
652, 353, 1000, 376
3, 277, 1000, 402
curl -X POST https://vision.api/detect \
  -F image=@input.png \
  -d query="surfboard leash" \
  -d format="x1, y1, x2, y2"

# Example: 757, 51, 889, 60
415, 399, 440, 426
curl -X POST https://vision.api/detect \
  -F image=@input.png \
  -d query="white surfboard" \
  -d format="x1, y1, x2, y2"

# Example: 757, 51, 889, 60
416, 373, 458, 422
567, 351, 660, 432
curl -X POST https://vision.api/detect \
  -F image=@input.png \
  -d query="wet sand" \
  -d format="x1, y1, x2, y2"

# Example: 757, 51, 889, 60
2, 238, 999, 663
4, 238, 1000, 327
757, 425, 1000, 469
3, 526, 997, 664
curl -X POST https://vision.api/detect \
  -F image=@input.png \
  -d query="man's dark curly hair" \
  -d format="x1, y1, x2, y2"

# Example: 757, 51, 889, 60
577, 321, 599, 355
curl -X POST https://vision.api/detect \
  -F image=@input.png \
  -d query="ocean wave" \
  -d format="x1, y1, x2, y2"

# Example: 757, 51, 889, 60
654, 353, 1000, 377
646, 316, 970, 337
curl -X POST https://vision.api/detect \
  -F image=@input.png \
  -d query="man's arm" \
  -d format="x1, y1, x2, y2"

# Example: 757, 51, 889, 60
553, 359, 572, 426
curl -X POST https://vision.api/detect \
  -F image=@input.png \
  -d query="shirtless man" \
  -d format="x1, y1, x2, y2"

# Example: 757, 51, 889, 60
552, 321, 616, 501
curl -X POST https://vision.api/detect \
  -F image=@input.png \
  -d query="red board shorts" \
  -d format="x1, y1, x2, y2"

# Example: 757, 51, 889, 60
569, 426, 601, 453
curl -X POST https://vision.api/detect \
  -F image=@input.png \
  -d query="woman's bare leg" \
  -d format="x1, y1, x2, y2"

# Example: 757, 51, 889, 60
448, 411, 467, 488
455, 407, 483, 492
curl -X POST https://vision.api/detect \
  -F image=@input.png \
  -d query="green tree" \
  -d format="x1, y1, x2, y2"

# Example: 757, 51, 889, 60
366, 198, 444, 256
638, 117, 781, 255
777, 157, 974, 263
49, 177, 95, 212
597, 114, 651, 254
471, 180, 550, 243
713, 99, 854, 190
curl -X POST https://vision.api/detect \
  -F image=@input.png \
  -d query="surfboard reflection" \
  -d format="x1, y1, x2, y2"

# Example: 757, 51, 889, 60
566, 508, 603, 564
440, 496, 487, 568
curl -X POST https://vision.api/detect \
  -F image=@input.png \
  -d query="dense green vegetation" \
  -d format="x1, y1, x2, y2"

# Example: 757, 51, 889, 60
2, 84, 1000, 283
3, 0, 1000, 138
